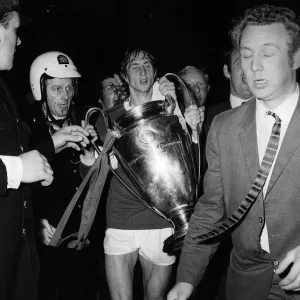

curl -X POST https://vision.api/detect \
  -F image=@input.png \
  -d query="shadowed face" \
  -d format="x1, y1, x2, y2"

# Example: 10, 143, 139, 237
224, 49, 252, 100
181, 68, 209, 107
101, 77, 120, 109
0, 11, 21, 70
45, 78, 75, 118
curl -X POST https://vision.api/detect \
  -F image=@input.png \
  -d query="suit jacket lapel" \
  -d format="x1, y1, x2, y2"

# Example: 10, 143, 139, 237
239, 100, 260, 183
266, 96, 300, 195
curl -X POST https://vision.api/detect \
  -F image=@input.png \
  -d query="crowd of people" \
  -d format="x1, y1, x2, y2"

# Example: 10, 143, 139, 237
1, 1, 300, 300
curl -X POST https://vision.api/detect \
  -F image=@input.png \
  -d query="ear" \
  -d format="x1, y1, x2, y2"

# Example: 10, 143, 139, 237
223, 64, 231, 79
292, 49, 300, 70
207, 84, 211, 93
122, 72, 129, 84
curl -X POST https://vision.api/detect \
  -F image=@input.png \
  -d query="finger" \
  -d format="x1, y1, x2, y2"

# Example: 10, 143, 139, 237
158, 76, 166, 84
66, 125, 89, 136
91, 136, 98, 143
66, 141, 81, 151
40, 153, 49, 163
280, 272, 300, 290
71, 132, 90, 145
43, 235, 51, 245
50, 225, 56, 234
199, 105, 205, 112
43, 160, 52, 169
41, 174, 53, 186
114, 74, 123, 85
279, 261, 300, 287
81, 120, 86, 128
44, 166, 53, 175
276, 254, 294, 275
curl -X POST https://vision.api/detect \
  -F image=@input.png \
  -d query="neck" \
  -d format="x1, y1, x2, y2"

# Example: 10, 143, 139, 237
230, 89, 252, 101
260, 81, 297, 110
129, 88, 153, 107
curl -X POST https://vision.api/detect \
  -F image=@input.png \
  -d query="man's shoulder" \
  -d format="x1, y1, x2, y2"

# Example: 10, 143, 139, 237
206, 100, 231, 117
212, 98, 255, 129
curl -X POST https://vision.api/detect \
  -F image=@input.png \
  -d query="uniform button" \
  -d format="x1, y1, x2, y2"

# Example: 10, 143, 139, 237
77, 204, 81, 208
259, 217, 263, 223
33, 118, 36, 122
76, 186, 78, 190
16, 118, 19, 123
22, 228, 26, 235
273, 260, 279, 266
24, 201, 27, 208
74, 169, 77, 173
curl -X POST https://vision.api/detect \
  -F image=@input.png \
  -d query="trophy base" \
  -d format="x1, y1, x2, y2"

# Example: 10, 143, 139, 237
162, 225, 188, 254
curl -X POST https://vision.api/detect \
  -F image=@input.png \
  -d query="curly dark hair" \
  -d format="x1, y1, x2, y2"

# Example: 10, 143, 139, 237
120, 47, 157, 80
0, 0, 20, 28
230, 4, 300, 65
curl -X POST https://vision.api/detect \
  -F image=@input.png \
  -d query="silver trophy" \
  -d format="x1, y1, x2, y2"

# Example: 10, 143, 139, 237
86, 73, 200, 254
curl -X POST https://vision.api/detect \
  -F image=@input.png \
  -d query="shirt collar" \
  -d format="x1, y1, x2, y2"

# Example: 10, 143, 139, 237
256, 84, 299, 123
230, 94, 252, 108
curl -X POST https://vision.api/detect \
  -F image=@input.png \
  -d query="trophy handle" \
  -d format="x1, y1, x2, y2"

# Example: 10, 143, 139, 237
164, 72, 196, 107
164, 73, 202, 197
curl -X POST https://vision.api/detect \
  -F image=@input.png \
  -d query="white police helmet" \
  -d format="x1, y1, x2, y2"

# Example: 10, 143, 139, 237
30, 51, 81, 101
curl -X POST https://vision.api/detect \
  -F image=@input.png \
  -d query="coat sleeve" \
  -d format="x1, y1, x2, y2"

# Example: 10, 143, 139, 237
176, 115, 226, 287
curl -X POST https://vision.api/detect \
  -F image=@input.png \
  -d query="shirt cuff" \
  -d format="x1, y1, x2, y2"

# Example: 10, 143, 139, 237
0, 156, 23, 189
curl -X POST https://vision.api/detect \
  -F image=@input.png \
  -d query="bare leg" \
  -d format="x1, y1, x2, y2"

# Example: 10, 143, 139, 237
105, 251, 139, 300
139, 254, 173, 300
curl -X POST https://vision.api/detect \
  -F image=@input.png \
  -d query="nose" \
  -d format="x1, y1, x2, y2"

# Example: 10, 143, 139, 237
61, 88, 70, 100
251, 54, 263, 72
140, 66, 146, 76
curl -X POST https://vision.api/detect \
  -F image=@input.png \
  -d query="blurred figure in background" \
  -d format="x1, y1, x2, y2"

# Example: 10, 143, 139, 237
178, 66, 210, 108
99, 73, 128, 110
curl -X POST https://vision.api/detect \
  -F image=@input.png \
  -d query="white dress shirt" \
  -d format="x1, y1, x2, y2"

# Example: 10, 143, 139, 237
256, 84, 299, 253
230, 94, 253, 109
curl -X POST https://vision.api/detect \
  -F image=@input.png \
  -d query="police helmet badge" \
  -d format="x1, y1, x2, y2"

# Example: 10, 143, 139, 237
57, 55, 69, 65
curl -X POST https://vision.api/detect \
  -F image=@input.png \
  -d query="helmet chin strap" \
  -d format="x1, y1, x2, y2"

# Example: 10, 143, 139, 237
42, 100, 72, 132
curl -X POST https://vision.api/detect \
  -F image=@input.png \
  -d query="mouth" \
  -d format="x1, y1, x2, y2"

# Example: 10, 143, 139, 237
59, 103, 69, 108
140, 78, 149, 85
253, 79, 268, 88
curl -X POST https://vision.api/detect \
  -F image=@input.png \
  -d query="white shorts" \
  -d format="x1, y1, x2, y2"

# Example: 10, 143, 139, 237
104, 228, 176, 266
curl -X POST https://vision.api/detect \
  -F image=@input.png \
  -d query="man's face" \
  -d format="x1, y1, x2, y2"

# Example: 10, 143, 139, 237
225, 49, 252, 99
0, 11, 21, 70
240, 23, 295, 103
45, 78, 74, 118
181, 68, 209, 107
101, 77, 119, 109
124, 52, 156, 93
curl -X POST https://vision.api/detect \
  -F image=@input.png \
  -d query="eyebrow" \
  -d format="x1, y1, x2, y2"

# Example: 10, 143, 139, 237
240, 43, 279, 51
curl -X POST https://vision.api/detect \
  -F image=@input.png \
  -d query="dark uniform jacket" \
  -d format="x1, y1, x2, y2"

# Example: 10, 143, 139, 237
0, 78, 38, 300
27, 103, 85, 235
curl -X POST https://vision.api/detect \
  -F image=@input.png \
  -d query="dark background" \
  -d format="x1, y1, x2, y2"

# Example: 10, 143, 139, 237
9, 1, 300, 299
8, 0, 300, 109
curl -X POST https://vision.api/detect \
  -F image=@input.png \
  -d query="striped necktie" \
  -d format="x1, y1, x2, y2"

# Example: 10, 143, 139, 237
194, 111, 281, 243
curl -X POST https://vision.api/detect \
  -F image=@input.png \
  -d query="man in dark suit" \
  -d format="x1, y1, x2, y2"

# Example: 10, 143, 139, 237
205, 48, 253, 133
0, 2, 91, 299
168, 4, 300, 300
